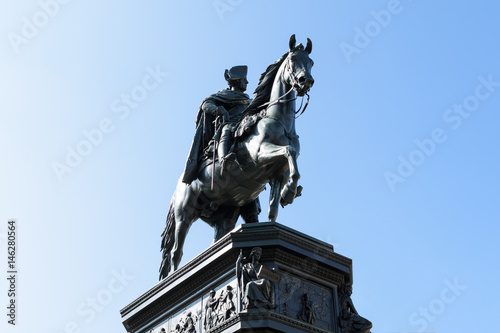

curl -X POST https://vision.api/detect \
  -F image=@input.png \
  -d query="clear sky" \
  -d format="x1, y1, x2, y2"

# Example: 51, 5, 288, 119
1, 1, 499, 332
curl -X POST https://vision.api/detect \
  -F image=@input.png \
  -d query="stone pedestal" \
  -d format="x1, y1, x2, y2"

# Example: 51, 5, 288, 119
120, 222, 353, 333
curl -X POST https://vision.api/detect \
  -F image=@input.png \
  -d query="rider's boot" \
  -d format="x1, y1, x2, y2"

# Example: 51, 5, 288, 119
218, 135, 238, 175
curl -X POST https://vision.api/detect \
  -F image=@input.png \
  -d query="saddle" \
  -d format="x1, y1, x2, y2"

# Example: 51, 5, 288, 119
200, 112, 262, 166
235, 113, 262, 139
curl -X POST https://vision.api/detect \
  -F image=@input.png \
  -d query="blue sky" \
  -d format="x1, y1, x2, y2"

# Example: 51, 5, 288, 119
1, 1, 499, 332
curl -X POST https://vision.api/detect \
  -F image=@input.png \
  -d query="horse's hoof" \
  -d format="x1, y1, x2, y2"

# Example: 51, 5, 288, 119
281, 188, 296, 206
296, 185, 303, 197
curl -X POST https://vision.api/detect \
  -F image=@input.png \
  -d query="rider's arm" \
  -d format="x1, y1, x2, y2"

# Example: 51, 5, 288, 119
202, 100, 229, 122
202, 100, 219, 116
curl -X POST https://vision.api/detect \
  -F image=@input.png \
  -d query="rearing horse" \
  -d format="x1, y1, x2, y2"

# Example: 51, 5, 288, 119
160, 35, 314, 279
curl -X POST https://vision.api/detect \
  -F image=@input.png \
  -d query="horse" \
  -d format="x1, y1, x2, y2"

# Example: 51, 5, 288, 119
160, 35, 314, 279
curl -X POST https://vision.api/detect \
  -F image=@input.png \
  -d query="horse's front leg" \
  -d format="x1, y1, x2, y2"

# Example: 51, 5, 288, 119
268, 174, 287, 222
257, 142, 300, 219
279, 145, 300, 206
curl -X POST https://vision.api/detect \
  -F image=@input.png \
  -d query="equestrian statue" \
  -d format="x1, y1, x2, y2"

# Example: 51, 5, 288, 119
160, 35, 314, 279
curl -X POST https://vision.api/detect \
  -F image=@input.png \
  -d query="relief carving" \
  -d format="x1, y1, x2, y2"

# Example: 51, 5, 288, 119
204, 285, 236, 331
173, 310, 200, 333
279, 273, 332, 330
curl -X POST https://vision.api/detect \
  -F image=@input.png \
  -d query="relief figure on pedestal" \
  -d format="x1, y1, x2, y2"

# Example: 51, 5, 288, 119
236, 247, 277, 310
297, 293, 316, 325
172, 310, 199, 333
204, 290, 218, 330
217, 285, 236, 321
338, 284, 372, 333
203, 285, 236, 330
184, 312, 196, 333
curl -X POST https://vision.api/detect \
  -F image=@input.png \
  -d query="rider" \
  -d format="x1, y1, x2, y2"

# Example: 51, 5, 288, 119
182, 65, 260, 223
183, 65, 250, 183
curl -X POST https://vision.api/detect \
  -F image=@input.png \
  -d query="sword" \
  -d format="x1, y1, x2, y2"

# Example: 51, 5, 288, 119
211, 115, 220, 190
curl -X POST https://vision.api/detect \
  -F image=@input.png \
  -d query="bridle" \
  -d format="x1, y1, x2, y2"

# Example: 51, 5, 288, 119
261, 53, 311, 118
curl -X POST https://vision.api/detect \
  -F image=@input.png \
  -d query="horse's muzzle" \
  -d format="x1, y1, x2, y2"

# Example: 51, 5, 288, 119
295, 76, 314, 96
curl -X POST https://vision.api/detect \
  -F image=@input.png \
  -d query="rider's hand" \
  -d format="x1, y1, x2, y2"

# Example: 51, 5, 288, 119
217, 106, 230, 123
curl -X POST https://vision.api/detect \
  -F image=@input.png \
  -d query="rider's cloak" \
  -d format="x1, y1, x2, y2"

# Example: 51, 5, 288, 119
182, 89, 250, 184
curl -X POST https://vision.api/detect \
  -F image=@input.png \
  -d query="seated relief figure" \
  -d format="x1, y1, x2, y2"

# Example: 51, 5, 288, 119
338, 284, 372, 333
236, 247, 277, 310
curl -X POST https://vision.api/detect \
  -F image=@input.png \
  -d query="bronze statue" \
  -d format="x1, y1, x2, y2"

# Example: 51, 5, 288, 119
160, 35, 314, 279
338, 285, 372, 333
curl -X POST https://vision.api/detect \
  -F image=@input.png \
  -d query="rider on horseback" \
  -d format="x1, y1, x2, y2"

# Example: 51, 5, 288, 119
160, 36, 314, 280
183, 65, 250, 183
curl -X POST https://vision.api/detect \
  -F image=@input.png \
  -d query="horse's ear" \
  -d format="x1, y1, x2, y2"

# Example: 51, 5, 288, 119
289, 34, 296, 51
305, 38, 312, 54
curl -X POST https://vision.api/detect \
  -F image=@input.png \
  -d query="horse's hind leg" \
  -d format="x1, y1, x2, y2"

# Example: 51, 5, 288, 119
240, 198, 261, 223
171, 209, 195, 271
171, 185, 199, 270
212, 207, 240, 242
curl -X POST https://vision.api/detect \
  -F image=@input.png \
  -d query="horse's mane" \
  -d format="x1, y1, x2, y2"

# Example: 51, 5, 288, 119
243, 51, 289, 115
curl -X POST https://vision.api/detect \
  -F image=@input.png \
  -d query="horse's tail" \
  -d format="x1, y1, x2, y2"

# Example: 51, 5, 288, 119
159, 200, 175, 280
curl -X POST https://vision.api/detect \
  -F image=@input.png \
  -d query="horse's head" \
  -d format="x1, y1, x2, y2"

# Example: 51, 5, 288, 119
284, 34, 314, 97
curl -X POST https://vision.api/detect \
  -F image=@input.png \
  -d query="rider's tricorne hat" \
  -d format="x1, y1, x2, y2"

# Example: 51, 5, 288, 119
224, 65, 248, 81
